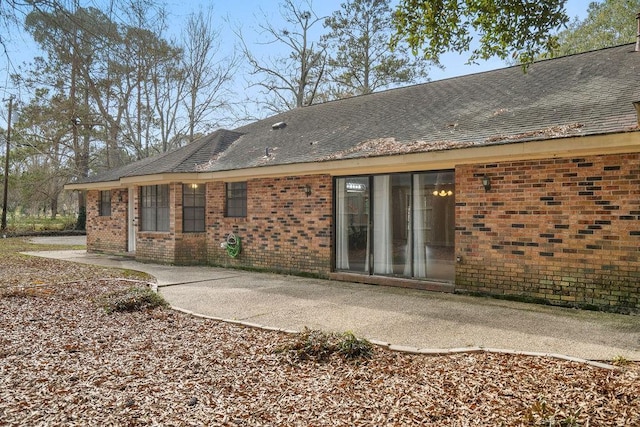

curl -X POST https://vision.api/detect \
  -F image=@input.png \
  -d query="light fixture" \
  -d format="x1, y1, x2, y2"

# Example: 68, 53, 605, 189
304, 184, 312, 197
190, 183, 199, 189
432, 189, 454, 197
346, 182, 366, 192
481, 175, 491, 192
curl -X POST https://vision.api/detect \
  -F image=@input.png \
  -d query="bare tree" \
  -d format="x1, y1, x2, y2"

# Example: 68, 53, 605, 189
238, 0, 327, 114
181, 8, 239, 143
118, 0, 179, 158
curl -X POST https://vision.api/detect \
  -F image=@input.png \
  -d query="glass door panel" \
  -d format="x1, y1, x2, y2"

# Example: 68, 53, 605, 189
413, 172, 455, 281
372, 174, 411, 275
336, 177, 370, 272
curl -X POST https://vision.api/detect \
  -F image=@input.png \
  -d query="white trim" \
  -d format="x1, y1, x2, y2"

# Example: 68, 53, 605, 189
127, 187, 136, 253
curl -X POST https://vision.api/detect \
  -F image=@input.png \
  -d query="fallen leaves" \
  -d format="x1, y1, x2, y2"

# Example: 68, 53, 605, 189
485, 123, 585, 143
0, 238, 638, 425
322, 138, 475, 160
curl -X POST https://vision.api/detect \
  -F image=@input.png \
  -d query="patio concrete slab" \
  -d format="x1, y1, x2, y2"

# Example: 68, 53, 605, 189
24, 241, 640, 362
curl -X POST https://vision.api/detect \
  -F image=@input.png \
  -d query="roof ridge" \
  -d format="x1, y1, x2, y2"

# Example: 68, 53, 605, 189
236, 43, 638, 118
524, 42, 637, 66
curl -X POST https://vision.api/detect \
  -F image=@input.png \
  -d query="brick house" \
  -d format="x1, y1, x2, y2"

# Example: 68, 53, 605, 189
66, 44, 640, 313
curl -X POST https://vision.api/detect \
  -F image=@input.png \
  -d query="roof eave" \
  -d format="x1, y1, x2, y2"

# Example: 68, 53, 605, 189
63, 131, 640, 190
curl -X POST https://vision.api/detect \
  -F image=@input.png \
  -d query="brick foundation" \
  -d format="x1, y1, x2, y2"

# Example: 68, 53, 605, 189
455, 153, 640, 313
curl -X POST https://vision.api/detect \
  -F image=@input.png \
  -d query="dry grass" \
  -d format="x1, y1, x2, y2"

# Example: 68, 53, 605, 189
1, 238, 638, 426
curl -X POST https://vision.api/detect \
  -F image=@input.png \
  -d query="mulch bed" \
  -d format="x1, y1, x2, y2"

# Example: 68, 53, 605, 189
1, 241, 638, 425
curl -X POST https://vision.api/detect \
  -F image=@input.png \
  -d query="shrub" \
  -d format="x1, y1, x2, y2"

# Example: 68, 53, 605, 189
100, 286, 168, 314
611, 355, 631, 366
522, 397, 581, 426
281, 327, 373, 362
337, 331, 374, 359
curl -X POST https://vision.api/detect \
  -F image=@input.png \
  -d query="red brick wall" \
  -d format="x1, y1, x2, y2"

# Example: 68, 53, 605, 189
206, 175, 333, 276
86, 189, 128, 253
456, 153, 640, 313
136, 232, 176, 263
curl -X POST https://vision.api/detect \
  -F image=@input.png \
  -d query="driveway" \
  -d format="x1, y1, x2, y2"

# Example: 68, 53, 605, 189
25, 237, 640, 362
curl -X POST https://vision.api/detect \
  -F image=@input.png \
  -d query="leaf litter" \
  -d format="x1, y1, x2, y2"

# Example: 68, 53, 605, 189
0, 238, 638, 425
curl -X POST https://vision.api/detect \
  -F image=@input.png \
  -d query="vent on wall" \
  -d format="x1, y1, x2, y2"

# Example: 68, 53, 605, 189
272, 122, 286, 130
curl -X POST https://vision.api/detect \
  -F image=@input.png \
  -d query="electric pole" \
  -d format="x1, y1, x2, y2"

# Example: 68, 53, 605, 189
1, 96, 14, 232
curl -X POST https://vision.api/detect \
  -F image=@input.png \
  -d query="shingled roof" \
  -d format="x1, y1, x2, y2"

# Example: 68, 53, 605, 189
79, 44, 640, 184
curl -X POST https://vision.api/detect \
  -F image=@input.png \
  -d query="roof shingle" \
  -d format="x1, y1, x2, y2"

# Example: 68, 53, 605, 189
79, 44, 640, 184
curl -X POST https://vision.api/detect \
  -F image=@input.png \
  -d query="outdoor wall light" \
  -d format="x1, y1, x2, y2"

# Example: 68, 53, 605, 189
481, 175, 491, 192
304, 184, 312, 197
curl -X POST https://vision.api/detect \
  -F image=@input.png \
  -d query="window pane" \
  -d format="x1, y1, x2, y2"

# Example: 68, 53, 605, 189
158, 185, 169, 207
226, 182, 247, 217
184, 208, 195, 221
413, 172, 455, 281
157, 207, 169, 231
372, 175, 391, 274
392, 174, 411, 275
141, 186, 152, 208
336, 177, 370, 272
100, 190, 111, 216
141, 207, 155, 231
183, 206, 205, 233
140, 185, 171, 231
183, 185, 205, 232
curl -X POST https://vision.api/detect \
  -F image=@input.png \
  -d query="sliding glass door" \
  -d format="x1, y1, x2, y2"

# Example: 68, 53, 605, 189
336, 171, 455, 282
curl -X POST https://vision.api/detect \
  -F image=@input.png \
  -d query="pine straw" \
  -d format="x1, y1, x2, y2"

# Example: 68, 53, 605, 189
1, 245, 638, 425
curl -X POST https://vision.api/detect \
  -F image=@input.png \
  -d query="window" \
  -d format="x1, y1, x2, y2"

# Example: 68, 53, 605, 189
226, 182, 247, 217
140, 185, 169, 231
183, 184, 205, 232
99, 190, 111, 216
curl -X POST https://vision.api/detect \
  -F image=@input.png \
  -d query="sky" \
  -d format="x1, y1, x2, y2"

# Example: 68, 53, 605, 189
0, 0, 592, 127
